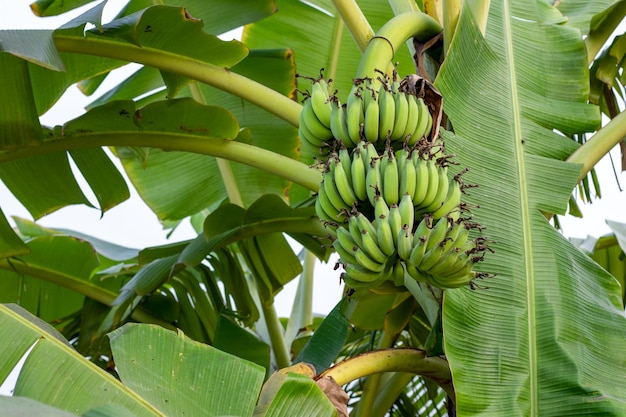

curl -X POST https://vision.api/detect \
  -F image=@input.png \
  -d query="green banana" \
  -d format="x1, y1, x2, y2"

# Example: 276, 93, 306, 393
431, 181, 462, 220
405, 262, 426, 284
310, 80, 332, 128
360, 228, 389, 264
322, 174, 349, 213
316, 187, 343, 223
364, 96, 380, 142
419, 241, 446, 271
331, 158, 358, 208
412, 157, 430, 207
353, 246, 387, 273
374, 216, 396, 256
342, 262, 386, 286
374, 194, 391, 220
299, 106, 329, 147
399, 152, 417, 198
398, 193, 415, 232
366, 155, 382, 206
407, 98, 429, 146
382, 149, 400, 205
409, 236, 428, 267
315, 192, 337, 223
346, 89, 364, 144
418, 159, 441, 211
354, 211, 377, 236
338, 147, 353, 186
425, 217, 450, 253
335, 226, 360, 254
301, 99, 333, 141
431, 263, 475, 288
330, 100, 355, 147
350, 147, 368, 201
332, 238, 359, 266
378, 84, 396, 139
391, 259, 405, 286
427, 247, 463, 277
421, 165, 449, 214
387, 204, 403, 242
390, 92, 409, 141
401, 93, 420, 141
397, 224, 413, 260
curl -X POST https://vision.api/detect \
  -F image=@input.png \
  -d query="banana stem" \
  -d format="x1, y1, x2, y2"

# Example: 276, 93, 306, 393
442, 0, 461, 55
355, 331, 396, 417
0, 132, 322, 192
262, 301, 292, 369
371, 372, 417, 416
188, 83, 244, 206
317, 348, 454, 400
326, 15, 345, 82
0, 259, 177, 330
52, 35, 302, 127
331, 0, 375, 52
355, 12, 442, 80
567, 109, 626, 183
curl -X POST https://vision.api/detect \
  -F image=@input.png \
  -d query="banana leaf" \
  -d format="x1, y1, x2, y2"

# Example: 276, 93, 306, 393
435, 2, 626, 415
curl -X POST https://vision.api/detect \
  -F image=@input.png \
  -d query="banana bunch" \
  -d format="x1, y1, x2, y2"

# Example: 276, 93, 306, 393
329, 76, 433, 150
298, 76, 334, 161
316, 140, 489, 290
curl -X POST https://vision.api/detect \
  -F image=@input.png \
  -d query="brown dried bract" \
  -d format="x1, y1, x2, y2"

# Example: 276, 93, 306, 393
316, 376, 349, 417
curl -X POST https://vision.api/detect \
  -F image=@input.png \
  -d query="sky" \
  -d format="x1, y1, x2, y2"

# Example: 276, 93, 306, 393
1, 0, 625, 316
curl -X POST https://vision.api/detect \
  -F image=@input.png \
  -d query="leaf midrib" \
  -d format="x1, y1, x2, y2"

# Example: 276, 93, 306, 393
503, 1, 538, 414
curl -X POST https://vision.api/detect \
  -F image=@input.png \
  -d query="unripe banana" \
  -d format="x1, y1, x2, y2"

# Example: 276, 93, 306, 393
363, 141, 380, 165
301, 99, 333, 141
390, 92, 409, 141
418, 159, 441, 210
397, 224, 414, 260
431, 181, 462, 220
316, 187, 343, 223
420, 166, 450, 214
360, 229, 389, 264
364, 96, 380, 142
448, 223, 470, 252
401, 93, 420, 142
338, 147, 353, 187
366, 156, 382, 206
409, 235, 428, 267
330, 100, 355, 146
382, 150, 400, 205
398, 193, 415, 232
353, 246, 387, 273
425, 217, 450, 253
322, 175, 349, 213
405, 262, 426, 283
412, 157, 430, 207
374, 194, 391, 220
310, 80, 332, 128
335, 226, 359, 254
413, 214, 433, 242
374, 216, 396, 256
346, 89, 364, 144
350, 147, 368, 201
354, 211, 377, 236
299, 111, 328, 148
391, 259, 405, 286
377, 85, 396, 139
399, 153, 417, 198
347, 215, 364, 248
331, 158, 358, 208
419, 241, 446, 271
407, 97, 430, 146
387, 204, 403, 242
332, 237, 359, 266
426, 247, 463, 277
423, 105, 433, 139
342, 262, 386, 285
431, 263, 475, 288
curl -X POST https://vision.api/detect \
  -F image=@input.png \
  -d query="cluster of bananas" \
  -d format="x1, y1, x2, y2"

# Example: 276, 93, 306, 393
315, 141, 488, 290
298, 74, 433, 159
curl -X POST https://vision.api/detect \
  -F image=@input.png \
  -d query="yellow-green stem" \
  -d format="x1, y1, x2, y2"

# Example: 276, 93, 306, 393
567, 110, 626, 183
262, 301, 291, 369
355, 12, 442, 80
371, 372, 418, 415
53, 35, 302, 127
0, 259, 176, 330
388, 0, 420, 58
355, 331, 396, 417
189, 83, 244, 206
0, 132, 322, 192
318, 348, 454, 399
442, 0, 461, 55
331, 0, 375, 52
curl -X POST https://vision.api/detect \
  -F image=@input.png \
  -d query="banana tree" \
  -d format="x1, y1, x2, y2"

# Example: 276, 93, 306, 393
1, 0, 626, 416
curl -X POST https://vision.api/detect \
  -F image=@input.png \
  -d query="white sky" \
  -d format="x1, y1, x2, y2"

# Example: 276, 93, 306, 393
0, 0, 625, 317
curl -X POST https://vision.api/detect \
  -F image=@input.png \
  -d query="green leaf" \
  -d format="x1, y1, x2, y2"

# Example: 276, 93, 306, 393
30, 0, 99, 17
213, 314, 271, 376
108, 323, 266, 417
607, 219, 626, 252
0, 152, 91, 219
296, 302, 349, 374
69, 148, 130, 213
0, 396, 79, 416
119, 0, 277, 36
557, 0, 623, 35
0, 30, 64, 71
254, 371, 337, 417
0, 52, 42, 148
0, 207, 29, 259
0, 304, 163, 416
94, 6, 248, 68
435, 2, 626, 414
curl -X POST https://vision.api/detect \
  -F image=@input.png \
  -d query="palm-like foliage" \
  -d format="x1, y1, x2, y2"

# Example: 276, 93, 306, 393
1, 0, 626, 415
